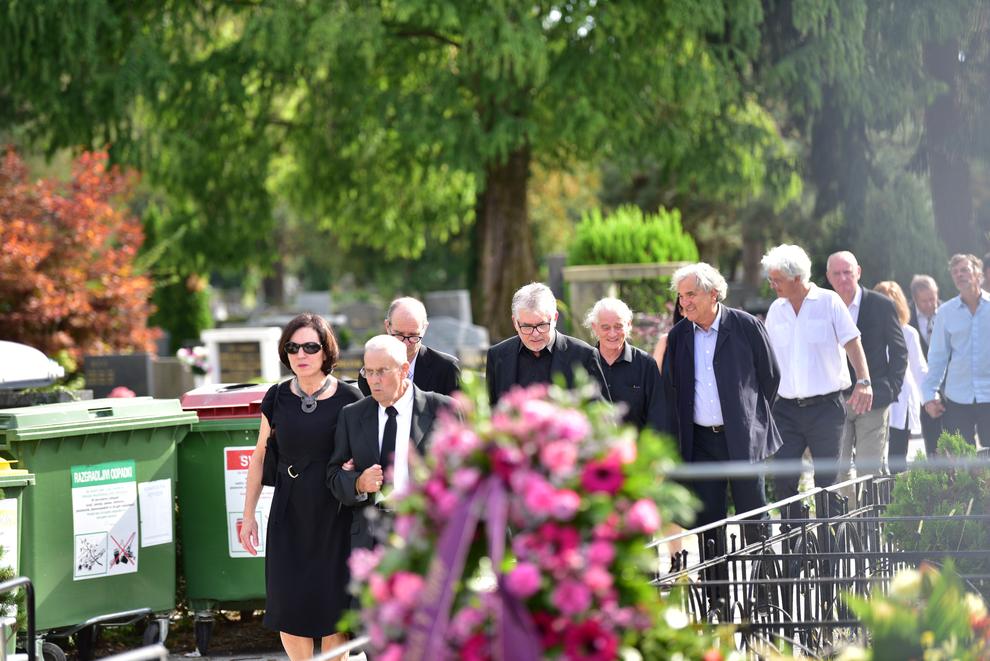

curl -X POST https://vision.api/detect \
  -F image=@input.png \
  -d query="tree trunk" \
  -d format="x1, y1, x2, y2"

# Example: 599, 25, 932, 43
472, 146, 537, 340
924, 39, 976, 254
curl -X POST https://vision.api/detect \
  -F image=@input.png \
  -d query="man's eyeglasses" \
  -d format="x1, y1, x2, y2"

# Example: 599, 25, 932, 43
359, 366, 400, 379
517, 322, 551, 335
389, 332, 423, 344
284, 342, 322, 355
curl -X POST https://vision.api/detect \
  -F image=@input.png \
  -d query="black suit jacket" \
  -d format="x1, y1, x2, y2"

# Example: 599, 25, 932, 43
485, 332, 610, 406
908, 304, 938, 357
327, 385, 453, 549
849, 288, 908, 410
661, 306, 782, 463
357, 345, 460, 397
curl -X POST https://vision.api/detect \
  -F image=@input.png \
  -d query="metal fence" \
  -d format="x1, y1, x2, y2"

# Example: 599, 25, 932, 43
651, 473, 990, 659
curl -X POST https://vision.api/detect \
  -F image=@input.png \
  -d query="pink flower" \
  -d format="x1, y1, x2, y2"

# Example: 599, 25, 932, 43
491, 445, 526, 482
451, 466, 482, 492
522, 475, 556, 517
540, 440, 578, 476
562, 619, 619, 661
348, 547, 383, 582
460, 632, 491, 661
533, 611, 566, 648
587, 540, 616, 566
551, 408, 591, 442
583, 565, 614, 594
593, 513, 621, 541
505, 562, 542, 599
609, 435, 637, 464
378, 644, 404, 661
552, 579, 593, 615
393, 514, 416, 539
378, 601, 406, 627
520, 399, 559, 430
626, 499, 661, 535
580, 457, 624, 495
369, 573, 391, 601
391, 571, 425, 609
108, 386, 136, 398
450, 606, 486, 643
549, 489, 581, 521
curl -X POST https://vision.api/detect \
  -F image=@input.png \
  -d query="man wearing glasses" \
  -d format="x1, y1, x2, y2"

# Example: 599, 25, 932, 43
357, 297, 461, 397
486, 282, 610, 406
328, 335, 454, 550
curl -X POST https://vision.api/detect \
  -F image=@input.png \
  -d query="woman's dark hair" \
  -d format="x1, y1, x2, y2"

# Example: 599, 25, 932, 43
277, 313, 340, 375
672, 301, 684, 325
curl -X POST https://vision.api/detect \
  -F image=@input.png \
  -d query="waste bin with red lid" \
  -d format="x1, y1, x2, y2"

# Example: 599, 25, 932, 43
177, 382, 275, 654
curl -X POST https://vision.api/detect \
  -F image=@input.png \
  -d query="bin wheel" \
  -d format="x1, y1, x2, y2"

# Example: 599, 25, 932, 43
194, 619, 214, 655
74, 626, 98, 661
42, 641, 67, 661
142, 620, 161, 646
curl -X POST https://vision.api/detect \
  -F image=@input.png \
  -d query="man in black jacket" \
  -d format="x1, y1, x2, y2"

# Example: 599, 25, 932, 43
909, 274, 942, 456
486, 282, 609, 406
357, 296, 460, 397
827, 251, 908, 486
328, 335, 453, 550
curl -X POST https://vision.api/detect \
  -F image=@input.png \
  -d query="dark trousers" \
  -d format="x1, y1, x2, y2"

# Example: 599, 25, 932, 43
692, 425, 768, 616
888, 426, 911, 472
920, 406, 943, 457
942, 399, 990, 448
771, 394, 846, 510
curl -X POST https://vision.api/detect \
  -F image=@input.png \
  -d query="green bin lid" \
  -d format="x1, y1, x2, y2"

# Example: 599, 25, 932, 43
0, 397, 198, 441
0, 473, 34, 488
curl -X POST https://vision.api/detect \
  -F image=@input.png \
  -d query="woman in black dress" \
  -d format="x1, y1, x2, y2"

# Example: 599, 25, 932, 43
239, 313, 362, 660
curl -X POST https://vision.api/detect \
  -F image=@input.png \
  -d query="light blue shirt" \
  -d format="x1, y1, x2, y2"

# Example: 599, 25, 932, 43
921, 291, 990, 404
693, 305, 724, 426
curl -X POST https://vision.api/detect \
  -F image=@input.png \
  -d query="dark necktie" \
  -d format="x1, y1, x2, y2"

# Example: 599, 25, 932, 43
380, 406, 398, 479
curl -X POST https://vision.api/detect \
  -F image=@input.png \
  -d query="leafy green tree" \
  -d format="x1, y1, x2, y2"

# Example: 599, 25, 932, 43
0, 1, 789, 338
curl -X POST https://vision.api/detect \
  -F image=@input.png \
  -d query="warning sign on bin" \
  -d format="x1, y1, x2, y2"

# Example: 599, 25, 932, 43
224, 447, 273, 558
71, 460, 139, 580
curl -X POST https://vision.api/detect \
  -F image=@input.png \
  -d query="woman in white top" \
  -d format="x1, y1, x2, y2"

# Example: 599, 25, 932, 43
874, 281, 927, 472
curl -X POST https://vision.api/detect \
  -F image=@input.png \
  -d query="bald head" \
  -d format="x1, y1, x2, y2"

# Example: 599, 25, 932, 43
826, 250, 862, 306
385, 297, 428, 361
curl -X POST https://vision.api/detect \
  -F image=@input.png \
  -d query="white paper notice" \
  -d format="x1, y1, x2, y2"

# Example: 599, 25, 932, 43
138, 479, 173, 547
0, 499, 19, 574
71, 460, 139, 580
224, 446, 274, 558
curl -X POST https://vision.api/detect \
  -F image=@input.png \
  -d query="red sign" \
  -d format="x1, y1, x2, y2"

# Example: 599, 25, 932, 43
225, 449, 254, 471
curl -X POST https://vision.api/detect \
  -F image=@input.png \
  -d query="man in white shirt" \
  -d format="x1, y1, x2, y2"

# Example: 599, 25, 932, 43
328, 335, 454, 549
761, 245, 873, 508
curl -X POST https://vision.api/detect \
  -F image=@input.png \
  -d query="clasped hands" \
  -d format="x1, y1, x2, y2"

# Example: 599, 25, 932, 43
342, 458, 384, 495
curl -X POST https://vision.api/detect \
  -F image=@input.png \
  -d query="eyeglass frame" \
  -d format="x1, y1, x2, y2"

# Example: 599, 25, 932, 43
284, 341, 322, 355
516, 321, 552, 335
388, 331, 423, 344
359, 365, 402, 379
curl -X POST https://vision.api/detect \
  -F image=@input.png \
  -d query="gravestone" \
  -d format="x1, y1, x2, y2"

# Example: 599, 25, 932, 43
84, 353, 154, 398
425, 290, 473, 324
423, 316, 489, 366
201, 327, 283, 385
152, 357, 196, 398
335, 349, 364, 382
338, 302, 382, 335
295, 290, 332, 315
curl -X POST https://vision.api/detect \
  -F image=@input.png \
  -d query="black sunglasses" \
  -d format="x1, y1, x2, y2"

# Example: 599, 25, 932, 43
284, 341, 322, 355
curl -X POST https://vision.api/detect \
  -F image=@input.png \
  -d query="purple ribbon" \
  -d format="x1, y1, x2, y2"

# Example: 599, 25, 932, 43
405, 476, 541, 661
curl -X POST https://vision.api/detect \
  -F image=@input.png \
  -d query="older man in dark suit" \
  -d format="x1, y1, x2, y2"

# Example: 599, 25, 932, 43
909, 274, 942, 455
661, 262, 781, 540
827, 251, 907, 490
357, 297, 461, 397
486, 282, 610, 406
328, 335, 453, 550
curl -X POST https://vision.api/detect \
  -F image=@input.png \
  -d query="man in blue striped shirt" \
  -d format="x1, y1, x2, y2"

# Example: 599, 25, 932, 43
921, 254, 990, 448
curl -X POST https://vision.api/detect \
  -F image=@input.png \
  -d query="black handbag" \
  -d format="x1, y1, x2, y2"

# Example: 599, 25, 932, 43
261, 382, 281, 487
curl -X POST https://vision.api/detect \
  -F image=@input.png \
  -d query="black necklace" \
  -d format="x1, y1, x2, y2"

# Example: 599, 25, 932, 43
294, 376, 331, 413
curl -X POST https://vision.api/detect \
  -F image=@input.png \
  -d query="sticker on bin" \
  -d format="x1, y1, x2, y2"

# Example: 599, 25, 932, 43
71, 460, 139, 580
0, 499, 18, 574
224, 447, 273, 558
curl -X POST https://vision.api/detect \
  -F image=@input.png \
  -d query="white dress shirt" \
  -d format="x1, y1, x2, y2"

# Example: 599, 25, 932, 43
377, 380, 415, 494
915, 308, 934, 346
407, 352, 419, 382
766, 284, 861, 399
693, 305, 724, 426
889, 324, 926, 432
847, 285, 863, 324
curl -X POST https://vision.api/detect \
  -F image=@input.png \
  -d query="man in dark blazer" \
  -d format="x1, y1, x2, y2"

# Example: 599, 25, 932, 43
661, 263, 781, 540
357, 297, 460, 397
486, 282, 610, 406
908, 274, 942, 455
827, 251, 907, 490
328, 335, 453, 550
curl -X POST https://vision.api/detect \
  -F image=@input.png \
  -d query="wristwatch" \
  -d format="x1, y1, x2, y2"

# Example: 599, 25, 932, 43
856, 378, 871, 387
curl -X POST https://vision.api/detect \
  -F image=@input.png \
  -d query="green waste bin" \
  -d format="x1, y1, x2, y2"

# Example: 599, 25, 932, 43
0, 397, 196, 661
178, 383, 273, 654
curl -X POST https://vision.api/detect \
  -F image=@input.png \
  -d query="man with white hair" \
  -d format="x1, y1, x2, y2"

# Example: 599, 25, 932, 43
585, 297, 664, 431
762, 244, 873, 504
486, 282, 609, 406
660, 262, 781, 538
357, 296, 460, 397
327, 335, 454, 550
909, 274, 942, 455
